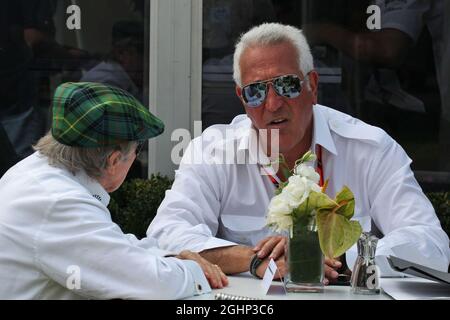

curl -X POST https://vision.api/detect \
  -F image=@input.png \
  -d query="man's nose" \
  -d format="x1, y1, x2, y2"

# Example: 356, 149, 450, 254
264, 84, 283, 112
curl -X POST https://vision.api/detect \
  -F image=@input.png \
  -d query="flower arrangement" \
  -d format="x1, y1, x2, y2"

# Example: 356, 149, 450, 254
266, 151, 362, 259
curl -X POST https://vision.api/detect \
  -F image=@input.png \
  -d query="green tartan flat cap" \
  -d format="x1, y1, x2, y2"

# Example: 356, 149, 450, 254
51, 82, 164, 147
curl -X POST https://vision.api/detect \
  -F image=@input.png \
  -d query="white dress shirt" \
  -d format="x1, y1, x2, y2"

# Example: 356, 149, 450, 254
148, 104, 450, 275
0, 152, 210, 299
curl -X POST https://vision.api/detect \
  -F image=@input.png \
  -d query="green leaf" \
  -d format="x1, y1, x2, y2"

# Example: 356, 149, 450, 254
335, 185, 353, 203
308, 191, 337, 210
316, 209, 344, 258
317, 210, 362, 258
281, 166, 292, 180
297, 150, 316, 164
292, 192, 335, 221
276, 153, 293, 181
315, 186, 361, 258
275, 181, 288, 195
334, 186, 355, 219
335, 220, 362, 257
292, 207, 314, 226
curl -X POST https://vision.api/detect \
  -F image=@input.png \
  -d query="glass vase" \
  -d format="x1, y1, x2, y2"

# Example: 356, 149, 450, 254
285, 215, 324, 293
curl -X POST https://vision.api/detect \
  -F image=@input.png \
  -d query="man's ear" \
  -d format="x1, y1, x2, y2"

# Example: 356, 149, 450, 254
308, 70, 319, 105
236, 85, 243, 101
105, 150, 122, 175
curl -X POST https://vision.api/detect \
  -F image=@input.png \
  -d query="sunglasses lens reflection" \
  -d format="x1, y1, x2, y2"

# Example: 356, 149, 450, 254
242, 74, 302, 107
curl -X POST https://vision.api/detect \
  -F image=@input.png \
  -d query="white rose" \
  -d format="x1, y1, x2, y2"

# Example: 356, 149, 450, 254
267, 193, 294, 232
294, 163, 320, 184
266, 211, 292, 233
283, 175, 320, 208
267, 193, 292, 216
284, 175, 306, 198
282, 189, 303, 209
310, 181, 322, 193
266, 161, 323, 233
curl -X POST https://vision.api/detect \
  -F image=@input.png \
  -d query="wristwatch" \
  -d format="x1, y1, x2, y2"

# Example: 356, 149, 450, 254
249, 254, 264, 278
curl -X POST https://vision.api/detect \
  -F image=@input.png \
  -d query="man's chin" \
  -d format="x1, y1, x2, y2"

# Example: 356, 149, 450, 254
275, 143, 292, 154
278, 139, 302, 154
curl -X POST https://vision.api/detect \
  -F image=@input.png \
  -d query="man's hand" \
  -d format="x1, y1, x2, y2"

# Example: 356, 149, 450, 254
177, 250, 229, 289
199, 245, 255, 275
254, 237, 352, 284
253, 235, 287, 260
324, 257, 342, 285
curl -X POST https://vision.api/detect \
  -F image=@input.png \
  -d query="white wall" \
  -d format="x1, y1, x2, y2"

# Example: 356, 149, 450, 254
148, 0, 202, 177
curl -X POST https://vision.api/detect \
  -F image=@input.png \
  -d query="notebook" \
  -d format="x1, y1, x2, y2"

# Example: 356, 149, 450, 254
387, 255, 450, 285
214, 293, 261, 300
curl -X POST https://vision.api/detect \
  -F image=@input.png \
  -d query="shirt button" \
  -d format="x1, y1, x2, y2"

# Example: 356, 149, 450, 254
197, 284, 202, 291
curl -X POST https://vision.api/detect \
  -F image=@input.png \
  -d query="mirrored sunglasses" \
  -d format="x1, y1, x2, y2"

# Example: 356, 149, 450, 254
241, 73, 309, 107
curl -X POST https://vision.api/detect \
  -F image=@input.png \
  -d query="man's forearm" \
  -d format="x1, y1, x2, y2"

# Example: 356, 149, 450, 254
306, 23, 411, 68
199, 245, 255, 275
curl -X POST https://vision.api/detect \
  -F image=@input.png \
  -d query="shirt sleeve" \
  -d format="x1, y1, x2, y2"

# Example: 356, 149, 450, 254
147, 139, 238, 253
124, 233, 176, 257
34, 193, 211, 300
367, 134, 450, 274
377, 0, 430, 43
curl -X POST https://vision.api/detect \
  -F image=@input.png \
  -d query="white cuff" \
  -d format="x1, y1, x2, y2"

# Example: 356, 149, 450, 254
191, 237, 238, 253
182, 260, 212, 296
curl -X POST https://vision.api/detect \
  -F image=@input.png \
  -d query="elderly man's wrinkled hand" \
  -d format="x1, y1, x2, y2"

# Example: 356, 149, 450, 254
253, 235, 287, 261
177, 250, 229, 289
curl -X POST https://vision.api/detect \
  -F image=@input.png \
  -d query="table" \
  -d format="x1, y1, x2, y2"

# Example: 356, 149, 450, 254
189, 273, 391, 300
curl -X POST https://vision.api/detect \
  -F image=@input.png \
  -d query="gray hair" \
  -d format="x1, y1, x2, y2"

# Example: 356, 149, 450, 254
33, 131, 136, 178
233, 23, 314, 87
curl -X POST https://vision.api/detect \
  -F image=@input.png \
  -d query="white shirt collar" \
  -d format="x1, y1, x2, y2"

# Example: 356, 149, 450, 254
312, 105, 338, 155
233, 118, 274, 166
73, 170, 111, 207
236, 104, 338, 164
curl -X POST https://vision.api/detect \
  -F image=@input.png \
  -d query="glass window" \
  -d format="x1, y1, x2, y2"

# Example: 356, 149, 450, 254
0, 0, 150, 178
201, 0, 450, 191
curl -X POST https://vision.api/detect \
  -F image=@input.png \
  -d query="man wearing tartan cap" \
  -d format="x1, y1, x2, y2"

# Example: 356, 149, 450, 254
51, 82, 164, 147
0, 82, 227, 299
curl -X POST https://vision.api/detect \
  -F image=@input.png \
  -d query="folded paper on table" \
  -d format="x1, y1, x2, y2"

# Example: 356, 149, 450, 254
381, 277, 450, 300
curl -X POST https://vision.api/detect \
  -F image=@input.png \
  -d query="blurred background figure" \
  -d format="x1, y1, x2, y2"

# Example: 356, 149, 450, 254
201, 0, 276, 130
302, 0, 449, 171
0, 0, 89, 169
81, 21, 144, 102
1, 0, 148, 179
80, 20, 146, 179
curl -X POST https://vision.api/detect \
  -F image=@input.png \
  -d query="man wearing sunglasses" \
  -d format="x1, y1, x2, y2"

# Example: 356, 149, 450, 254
148, 23, 449, 282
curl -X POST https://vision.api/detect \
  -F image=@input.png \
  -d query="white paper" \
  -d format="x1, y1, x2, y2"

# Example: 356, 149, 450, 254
381, 277, 450, 300
261, 259, 278, 295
